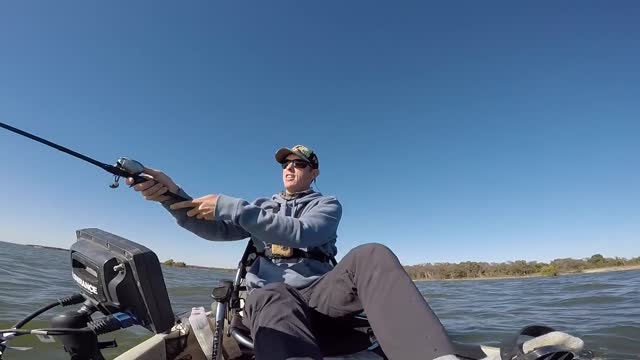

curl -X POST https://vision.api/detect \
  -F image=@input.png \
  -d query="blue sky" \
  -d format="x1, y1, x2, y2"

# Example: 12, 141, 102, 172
1, 1, 638, 268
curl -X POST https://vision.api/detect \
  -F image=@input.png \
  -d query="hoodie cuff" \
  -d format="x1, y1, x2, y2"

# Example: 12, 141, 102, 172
215, 195, 244, 222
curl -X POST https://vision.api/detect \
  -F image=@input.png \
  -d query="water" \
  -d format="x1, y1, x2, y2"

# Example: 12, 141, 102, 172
1, 240, 638, 359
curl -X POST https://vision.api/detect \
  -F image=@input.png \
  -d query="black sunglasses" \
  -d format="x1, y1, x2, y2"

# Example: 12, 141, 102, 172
281, 159, 310, 169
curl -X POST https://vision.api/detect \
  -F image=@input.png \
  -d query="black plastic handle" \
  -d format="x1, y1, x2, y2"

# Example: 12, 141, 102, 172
130, 175, 190, 202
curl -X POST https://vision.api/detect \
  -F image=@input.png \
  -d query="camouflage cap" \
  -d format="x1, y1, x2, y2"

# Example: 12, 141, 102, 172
275, 145, 319, 169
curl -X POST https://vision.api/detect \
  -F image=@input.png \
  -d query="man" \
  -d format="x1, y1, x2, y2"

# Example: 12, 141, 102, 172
128, 145, 457, 360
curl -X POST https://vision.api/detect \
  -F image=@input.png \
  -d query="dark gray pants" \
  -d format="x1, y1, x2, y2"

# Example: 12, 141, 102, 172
243, 243, 455, 360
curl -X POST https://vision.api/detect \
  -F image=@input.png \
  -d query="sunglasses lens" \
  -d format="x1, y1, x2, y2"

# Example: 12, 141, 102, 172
282, 160, 309, 169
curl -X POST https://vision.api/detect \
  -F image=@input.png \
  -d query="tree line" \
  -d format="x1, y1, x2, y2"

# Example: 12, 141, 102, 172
162, 259, 235, 272
163, 259, 187, 267
403, 254, 640, 280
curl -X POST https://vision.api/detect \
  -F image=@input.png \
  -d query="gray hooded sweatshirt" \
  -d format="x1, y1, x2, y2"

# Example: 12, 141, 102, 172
163, 189, 342, 290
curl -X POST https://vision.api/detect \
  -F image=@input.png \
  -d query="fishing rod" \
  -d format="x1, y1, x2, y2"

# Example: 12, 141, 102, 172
0, 121, 187, 201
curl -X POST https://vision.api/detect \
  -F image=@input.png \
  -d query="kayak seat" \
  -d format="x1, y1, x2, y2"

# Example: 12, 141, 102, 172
213, 241, 388, 359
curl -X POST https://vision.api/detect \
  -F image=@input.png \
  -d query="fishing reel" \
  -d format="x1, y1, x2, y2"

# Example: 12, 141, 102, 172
109, 157, 145, 188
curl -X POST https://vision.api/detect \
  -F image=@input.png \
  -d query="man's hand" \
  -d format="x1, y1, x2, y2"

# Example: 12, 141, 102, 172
126, 167, 180, 203
170, 194, 219, 220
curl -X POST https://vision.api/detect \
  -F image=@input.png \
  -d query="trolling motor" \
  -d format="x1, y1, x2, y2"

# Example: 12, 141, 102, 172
0, 229, 176, 360
0, 121, 188, 201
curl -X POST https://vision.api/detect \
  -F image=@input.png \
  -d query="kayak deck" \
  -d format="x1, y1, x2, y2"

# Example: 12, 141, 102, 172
114, 318, 500, 360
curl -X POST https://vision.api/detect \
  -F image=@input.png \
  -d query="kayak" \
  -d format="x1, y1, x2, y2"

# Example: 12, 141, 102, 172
113, 308, 502, 360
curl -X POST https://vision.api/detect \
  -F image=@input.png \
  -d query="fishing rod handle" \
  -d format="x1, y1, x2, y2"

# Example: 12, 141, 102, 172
130, 175, 190, 202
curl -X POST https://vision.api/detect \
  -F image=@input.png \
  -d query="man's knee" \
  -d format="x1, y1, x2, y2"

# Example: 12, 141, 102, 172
352, 243, 396, 260
342, 243, 400, 271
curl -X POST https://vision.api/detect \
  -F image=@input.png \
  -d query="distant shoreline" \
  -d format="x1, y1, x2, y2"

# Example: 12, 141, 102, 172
413, 264, 640, 282
5, 241, 638, 279
580, 264, 640, 274
161, 262, 235, 272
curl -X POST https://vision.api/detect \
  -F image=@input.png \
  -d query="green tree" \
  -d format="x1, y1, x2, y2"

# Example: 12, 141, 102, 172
589, 254, 605, 264
540, 265, 558, 276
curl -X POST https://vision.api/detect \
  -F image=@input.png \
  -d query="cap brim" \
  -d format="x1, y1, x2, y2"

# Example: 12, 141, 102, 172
275, 147, 312, 164
275, 148, 294, 163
